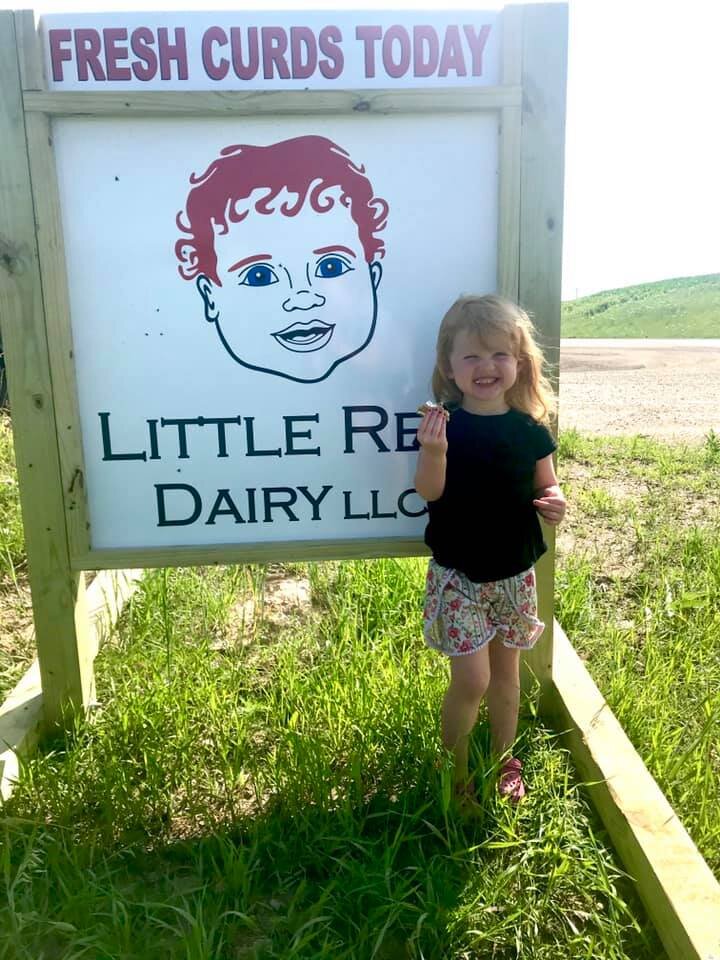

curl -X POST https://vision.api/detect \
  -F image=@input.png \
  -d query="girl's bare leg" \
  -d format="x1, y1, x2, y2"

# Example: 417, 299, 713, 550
486, 641, 522, 758
441, 648, 491, 787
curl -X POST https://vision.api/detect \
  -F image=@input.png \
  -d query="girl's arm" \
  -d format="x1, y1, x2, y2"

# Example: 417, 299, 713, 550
414, 408, 448, 501
533, 453, 566, 525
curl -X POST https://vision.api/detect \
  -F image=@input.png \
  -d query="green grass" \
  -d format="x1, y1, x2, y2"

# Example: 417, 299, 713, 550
0, 415, 32, 700
1, 561, 657, 959
0, 417, 25, 585
561, 273, 720, 338
555, 429, 720, 874
2, 416, 720, 957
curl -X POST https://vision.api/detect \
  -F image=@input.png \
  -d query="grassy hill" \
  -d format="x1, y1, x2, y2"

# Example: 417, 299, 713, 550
561, 273, 720, 338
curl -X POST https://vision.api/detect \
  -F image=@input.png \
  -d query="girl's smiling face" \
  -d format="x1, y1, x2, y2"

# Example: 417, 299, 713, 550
199, 189, 382, 383
446, 328, 519, 414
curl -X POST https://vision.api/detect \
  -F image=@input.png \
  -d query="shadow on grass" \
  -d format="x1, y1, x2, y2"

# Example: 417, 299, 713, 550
0, 555, 667, 958
2, 771, 482, 959
1, 717, 665, 960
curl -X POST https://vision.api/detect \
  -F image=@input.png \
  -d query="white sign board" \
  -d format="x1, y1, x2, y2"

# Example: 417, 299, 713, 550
41, 11, 501, 553
41, 10, 500, 90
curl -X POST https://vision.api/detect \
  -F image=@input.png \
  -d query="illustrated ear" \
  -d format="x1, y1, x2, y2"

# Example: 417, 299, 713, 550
196, 275, 219, 323
369, 261, 383, 291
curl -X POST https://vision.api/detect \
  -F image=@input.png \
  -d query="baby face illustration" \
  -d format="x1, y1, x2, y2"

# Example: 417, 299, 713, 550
176, 136, 389, 384
196, 192, 382, 382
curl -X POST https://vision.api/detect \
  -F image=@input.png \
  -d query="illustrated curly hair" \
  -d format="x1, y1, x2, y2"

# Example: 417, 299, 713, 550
175, 135, 389, 284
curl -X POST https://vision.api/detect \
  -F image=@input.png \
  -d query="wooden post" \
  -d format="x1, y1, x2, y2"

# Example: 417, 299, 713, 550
497, 4, 522, 301
517, 3, 568, 703
0, 568, 143, 800
0, 10, 93, 727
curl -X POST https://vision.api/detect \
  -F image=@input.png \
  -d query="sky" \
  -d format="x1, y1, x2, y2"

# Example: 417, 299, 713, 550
563, 0, 720, 299
18, 0, 720, 301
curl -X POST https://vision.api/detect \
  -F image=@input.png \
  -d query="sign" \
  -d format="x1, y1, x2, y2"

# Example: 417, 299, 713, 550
1, 4, 567, 720
41, 11, 500, 91
36, 10, 506, 554
54, 111, 498, 549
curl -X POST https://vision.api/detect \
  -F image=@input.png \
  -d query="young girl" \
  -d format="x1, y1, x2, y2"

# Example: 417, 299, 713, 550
415, 295, 566, 810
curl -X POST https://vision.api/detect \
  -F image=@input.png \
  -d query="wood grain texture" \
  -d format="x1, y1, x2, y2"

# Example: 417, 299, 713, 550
0, 660, 42, 802
517, 3, 568, 700
26, 111, 92, 559
13, 10, 43, 91
497, 4, 522, 300
24, 86, 522, 116
0, 10, 92, 725
551, 621, 720, 960
73, 538, 430, 572
0, 568, 142, 800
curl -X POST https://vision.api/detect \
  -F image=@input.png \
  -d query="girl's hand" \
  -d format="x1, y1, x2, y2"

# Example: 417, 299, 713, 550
533, 484, 566, 525
416, 407, 448, 456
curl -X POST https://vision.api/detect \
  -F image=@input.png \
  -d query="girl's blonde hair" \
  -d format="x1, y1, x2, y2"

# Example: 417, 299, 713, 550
431, 294, 557, 425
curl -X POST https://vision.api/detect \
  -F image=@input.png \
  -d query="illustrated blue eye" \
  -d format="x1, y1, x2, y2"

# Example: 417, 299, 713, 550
315, 255, 351, 279
240, 264, 278, 287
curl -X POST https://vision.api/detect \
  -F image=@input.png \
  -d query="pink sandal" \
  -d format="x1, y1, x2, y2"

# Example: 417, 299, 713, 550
498, 757, 526, 803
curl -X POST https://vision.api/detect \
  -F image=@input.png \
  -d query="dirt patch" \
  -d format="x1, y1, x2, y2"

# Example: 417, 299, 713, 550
559, 341, 720, 441
220, 573, 313, 649
554, 462, 647, 580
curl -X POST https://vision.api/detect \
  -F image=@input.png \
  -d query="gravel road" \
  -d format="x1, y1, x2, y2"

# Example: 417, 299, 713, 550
558, 340, 720, 441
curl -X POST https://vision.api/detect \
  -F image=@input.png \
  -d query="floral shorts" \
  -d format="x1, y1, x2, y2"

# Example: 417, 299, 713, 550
423, 559, 545, 656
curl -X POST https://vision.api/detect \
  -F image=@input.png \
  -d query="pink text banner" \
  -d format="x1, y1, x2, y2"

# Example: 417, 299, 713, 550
40, 10, 500, 91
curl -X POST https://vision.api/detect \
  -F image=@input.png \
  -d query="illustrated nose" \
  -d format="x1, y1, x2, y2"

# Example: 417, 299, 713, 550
282, 289, 326, 311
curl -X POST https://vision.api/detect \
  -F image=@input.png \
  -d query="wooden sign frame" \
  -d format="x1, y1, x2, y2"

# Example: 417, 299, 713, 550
2, 4, 565, 574
3, 9, 720, 959
0, 3, 567, 715
0, 4, 568, 717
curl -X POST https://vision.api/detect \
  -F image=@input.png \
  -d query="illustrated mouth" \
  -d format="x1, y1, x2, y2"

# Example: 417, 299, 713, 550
272, 320, 335, 353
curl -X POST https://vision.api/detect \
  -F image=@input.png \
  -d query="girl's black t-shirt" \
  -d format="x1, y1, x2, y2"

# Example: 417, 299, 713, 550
424, 407, 557, 583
